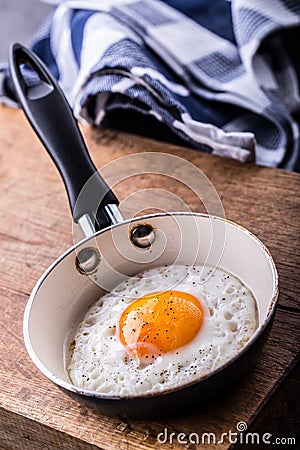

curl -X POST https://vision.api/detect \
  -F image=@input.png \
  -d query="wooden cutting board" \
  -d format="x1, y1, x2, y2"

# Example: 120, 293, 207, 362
0, 105, 299, 449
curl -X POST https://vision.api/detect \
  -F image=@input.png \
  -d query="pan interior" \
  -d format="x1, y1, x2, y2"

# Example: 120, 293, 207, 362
24, 214, 278, 388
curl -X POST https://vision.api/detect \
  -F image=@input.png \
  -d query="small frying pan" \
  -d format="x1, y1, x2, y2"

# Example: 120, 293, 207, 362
9, 43, 278, 418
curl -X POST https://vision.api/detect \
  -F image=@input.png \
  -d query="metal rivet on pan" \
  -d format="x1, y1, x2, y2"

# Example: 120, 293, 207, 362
130, 224, 155, 248
76, 247, 100, 274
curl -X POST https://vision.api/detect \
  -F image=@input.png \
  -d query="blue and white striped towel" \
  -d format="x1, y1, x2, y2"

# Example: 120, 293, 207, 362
1, 0, 300, 170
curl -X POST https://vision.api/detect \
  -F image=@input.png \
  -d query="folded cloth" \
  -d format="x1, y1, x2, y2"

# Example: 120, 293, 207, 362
1, 0, 300, 170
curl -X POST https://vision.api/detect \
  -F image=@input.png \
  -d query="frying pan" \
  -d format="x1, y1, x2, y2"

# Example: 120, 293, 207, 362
9, 43, 279, 418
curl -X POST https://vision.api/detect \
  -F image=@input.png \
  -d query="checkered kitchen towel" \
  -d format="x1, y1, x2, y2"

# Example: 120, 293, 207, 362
1, 0, 300, 170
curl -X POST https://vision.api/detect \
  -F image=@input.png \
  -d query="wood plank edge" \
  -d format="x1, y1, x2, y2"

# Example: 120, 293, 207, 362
0, 407, 101, 450
230, 357, 300, 449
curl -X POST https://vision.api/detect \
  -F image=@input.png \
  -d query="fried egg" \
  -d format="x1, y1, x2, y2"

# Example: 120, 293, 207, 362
67, 265, 258, 396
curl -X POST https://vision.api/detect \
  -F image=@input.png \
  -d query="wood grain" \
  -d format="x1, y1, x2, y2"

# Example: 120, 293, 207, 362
0, 106, 299, 449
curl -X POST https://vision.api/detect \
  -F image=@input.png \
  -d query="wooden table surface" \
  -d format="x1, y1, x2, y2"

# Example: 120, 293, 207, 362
0, 105, 299, 449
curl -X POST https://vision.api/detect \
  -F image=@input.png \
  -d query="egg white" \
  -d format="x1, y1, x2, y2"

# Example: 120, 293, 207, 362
67, 265, 258, 395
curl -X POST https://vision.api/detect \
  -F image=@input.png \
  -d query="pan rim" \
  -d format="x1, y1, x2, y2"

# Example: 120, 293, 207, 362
23, 212, 279, 400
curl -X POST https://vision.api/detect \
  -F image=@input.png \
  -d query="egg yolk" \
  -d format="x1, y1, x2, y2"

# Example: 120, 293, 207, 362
119, 291, 203, 363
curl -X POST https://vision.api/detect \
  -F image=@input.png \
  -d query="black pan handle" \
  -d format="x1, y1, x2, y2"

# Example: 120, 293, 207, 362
9, 43, 120, 233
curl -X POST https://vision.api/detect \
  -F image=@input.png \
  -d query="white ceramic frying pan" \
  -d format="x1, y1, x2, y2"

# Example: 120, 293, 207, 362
9, 43, 278, 417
